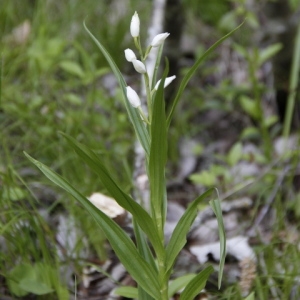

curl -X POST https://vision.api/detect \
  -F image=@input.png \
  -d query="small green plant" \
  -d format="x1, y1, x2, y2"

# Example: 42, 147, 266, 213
25, 11, 243, 299
233, 42, 282, 160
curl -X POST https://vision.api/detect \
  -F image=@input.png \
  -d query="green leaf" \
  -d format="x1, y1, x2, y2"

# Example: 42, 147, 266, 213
239, 95, 259, 119
151, 44, 164, 90
210, 197, 226, 289
24, 152, 161, 299
7, 263, 55, 297
167, 22, 244, 128
7, 264, 33, 297
133, 219, 157, 269
3, 187, 26, 201
264, 115, 278, 128
240, 126, 260, 139
244, 292, 255, 300
19, 279, 54, 295
189, 171, 216, 187
133, 219, 156, 300
149, 64, 168, 233
83, 22, 150, 157
114, 286, 138, 299
165, 188, 215, 272
60, 133, 164, 258
168, 274, 196, 298
227, 142, 243, 166
180, 266, 214, 300
258, 43, 282, 66
59, 61, 85, 78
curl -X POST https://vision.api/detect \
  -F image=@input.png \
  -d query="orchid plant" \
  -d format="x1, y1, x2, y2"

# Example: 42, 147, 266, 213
25, 11, 243, 300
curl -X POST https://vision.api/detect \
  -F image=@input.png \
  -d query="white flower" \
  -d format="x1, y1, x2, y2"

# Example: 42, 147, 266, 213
151, 32, 170, 47
132, 59, 147, 74
130, 11, 140, 38
126, 86, 141, 107
124, 48, 136, 62
154, 75, 176, 90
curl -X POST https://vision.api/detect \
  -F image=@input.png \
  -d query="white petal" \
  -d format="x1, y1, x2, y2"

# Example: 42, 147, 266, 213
151, 32, 170, 47
130, 11, 140, 38
132, 59, 147, 74
126, 86, 141, 107
124, 48, 136, 62
154, 75, 176, 90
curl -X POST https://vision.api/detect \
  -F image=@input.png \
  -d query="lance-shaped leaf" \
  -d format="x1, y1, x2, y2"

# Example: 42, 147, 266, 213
165, 188, 215, 272
24, 152, 160, 299
149, 63, 168, 234
84, 22, 150, 157
168, 274, 196, 298
180, 266, 214, 300
133, 219, 156, 300
61, 133, 164, 257
167, 22, 244, 128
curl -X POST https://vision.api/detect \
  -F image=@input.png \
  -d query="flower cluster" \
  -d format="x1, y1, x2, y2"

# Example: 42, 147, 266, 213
125, 11, 176, 116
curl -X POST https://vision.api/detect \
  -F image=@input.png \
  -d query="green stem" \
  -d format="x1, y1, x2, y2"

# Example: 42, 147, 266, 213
157, 254, 168, 300
138, 106, 150, 125
283, 21, 300, 138
144, 73, 153, 120
248, 51, 272, 160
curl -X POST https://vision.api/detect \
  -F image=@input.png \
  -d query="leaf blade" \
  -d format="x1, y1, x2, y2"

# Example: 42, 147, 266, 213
24, 152, 161, 299
165, 188, 215, 272
167, 22, 244, 128
83, 22, 150, 156
61, 133, 164, 257
149, 64, 168, 233
180, 266, 214, 300
168, 274, 196, 298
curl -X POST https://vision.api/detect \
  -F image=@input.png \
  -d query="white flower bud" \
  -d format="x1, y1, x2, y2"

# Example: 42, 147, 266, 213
132, 59, 147, 74
124, 48, 137, 62
154, 75, 176, 90
126, 86, 141, 108
130, 11, 140, 38
151, 32, 170, 47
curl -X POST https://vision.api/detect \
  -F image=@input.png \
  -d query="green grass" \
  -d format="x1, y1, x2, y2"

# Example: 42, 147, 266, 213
0, 1, 149, 298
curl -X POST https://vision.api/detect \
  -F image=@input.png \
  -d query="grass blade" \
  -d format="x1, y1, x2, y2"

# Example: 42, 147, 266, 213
167, 22, 244, 128
24, 152, 160, 299
84, 22, 150, 156
165, 188, 215, 272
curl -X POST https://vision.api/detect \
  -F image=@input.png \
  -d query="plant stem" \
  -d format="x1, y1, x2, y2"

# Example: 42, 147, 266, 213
283, 21, 300, 138
144, 73, 153, 119
157, 255, 168, 300
248, 50, 272, 160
